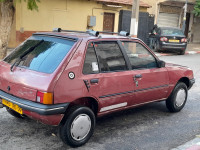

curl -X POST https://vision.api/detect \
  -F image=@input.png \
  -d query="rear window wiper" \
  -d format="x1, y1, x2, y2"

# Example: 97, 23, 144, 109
10, 40, 44, 72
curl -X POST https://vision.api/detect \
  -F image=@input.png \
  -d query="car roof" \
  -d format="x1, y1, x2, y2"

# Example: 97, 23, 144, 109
33, 31, 138, 41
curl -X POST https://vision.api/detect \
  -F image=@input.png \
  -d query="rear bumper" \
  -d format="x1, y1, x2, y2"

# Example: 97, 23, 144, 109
0, 90, 69, 115
159, 42, 187, 51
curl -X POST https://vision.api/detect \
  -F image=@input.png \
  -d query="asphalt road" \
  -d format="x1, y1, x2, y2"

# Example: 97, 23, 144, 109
0, 54, 200, 150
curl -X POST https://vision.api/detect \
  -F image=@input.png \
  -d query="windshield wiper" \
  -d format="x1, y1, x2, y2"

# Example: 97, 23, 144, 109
10, 40, 44, 72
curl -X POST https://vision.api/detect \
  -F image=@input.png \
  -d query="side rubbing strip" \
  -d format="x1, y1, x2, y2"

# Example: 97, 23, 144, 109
100, 102, 127, 112
99, 84, 169, 99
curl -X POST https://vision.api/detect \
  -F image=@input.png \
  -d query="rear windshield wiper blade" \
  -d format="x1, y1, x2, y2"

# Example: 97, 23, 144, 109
10, 40, 44, 72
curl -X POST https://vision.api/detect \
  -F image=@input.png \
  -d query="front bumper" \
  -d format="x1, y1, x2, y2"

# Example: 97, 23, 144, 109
0, 90, 69, 115
188, 78, 195, 90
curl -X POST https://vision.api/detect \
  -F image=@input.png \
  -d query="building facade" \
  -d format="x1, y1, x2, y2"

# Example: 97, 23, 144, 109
8, 0, 150, 47
143, 0, 200, 43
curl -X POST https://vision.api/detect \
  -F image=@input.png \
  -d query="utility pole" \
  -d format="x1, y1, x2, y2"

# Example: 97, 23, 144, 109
182, 0, 188, 34
130, 0, 139, 37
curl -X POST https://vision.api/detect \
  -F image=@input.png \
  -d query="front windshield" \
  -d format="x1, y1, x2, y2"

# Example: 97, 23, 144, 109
4, 36, 76, 74
161, 28, 184, 36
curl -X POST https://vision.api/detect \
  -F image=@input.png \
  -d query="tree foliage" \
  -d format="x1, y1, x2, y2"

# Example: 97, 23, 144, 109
0, 0, 39, 11
193, 0, 200, 17
0, 0, 39, 59
23, 0, 40, 11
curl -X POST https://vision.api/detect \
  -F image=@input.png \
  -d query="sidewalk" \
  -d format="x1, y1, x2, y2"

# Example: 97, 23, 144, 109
186, 43, 200, 52
155, 43, 200, 57
171, 136, 200, 150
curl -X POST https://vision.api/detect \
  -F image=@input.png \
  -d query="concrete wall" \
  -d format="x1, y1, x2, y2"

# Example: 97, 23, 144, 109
192, 16, 200, 43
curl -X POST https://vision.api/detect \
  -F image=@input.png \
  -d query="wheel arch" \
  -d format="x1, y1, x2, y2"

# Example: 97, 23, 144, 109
178, 77, 190, 88
60, 97, 99, 125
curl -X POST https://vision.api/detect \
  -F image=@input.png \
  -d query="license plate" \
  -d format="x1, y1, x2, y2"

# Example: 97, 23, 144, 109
169, 39, 179, 43
2, 99, 23, 114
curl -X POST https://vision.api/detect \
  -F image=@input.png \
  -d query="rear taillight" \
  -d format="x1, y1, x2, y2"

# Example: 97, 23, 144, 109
160, 37, 168, 42
181, 38, 187, 43
36, 91, 53, 104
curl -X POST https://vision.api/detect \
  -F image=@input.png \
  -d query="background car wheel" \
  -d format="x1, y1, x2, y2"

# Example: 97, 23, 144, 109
166, 82, 188, 112
179, 50, 185, 55
6, 108, 25, 119
59, 106, 96, 147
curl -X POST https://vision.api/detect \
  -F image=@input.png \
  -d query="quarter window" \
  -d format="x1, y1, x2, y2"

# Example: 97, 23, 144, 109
94, 41, 127, 72
122, 41, 157, 69
83, 43, 99, 74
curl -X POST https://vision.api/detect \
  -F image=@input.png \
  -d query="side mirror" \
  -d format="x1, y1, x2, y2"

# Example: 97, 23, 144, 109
158, 60, 165, 68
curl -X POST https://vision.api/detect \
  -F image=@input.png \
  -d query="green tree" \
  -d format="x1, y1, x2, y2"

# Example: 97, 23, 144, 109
0, 0, 39, 59
193, 0, 200, 16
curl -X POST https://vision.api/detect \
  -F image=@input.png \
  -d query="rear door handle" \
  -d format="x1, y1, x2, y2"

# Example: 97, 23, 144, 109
90, 79, 99, 84
134, 74, 142, 79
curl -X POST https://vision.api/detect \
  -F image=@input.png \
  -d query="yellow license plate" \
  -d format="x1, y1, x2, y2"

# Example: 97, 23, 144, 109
169, 39, 179, 43
2, 99, 23, 114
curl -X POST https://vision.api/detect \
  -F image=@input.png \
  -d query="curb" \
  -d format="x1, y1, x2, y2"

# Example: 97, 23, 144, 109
155, 51, 200, 57
171, 136, 200, 150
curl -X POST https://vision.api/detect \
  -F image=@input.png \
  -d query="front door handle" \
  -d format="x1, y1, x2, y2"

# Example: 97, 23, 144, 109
90, 79, 99, 84
134, 74, 142, 79
134, 74, 142, 87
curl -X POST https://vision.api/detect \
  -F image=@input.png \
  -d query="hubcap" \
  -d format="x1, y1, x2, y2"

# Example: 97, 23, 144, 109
70, 114, 91, 141
175, 88, 186, 107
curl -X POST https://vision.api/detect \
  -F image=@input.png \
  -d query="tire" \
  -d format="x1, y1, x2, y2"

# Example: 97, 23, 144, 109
59, 106, 96, 147
166, 82, 188, 112
6, 107, 24, 119
179, 50, 185, 55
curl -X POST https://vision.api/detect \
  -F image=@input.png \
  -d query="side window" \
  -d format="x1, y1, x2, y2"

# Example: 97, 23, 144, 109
94, 41, 127, 72
122, 41, 157, 70
83, 43, 99, 74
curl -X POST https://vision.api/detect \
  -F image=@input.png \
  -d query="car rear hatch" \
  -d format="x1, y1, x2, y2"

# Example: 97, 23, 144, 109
160, 28, 186, 44
163, 35, 185, 44
0, 62, 52, 101
0, 34, 77, 102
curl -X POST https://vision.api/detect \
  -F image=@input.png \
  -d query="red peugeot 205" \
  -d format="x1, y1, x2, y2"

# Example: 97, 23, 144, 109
0, 28, 195, 147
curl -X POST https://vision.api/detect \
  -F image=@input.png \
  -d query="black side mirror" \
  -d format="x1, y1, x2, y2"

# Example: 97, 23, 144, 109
158, 60, 165, 68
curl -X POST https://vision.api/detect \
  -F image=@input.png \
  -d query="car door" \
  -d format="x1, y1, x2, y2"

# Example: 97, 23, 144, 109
82, 41, 135, 114
121, 40, 169, 105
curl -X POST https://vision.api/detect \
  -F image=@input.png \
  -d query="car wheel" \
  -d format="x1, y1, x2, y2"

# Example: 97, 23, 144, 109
6, 107, 24, 119
179, 50, 185, 55
59, 106, 96, 147
166, 82, 188, 112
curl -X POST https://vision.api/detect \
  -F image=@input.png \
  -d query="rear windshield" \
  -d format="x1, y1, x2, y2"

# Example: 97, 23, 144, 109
161, 28, 184, 36
4, 36, 76, 74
